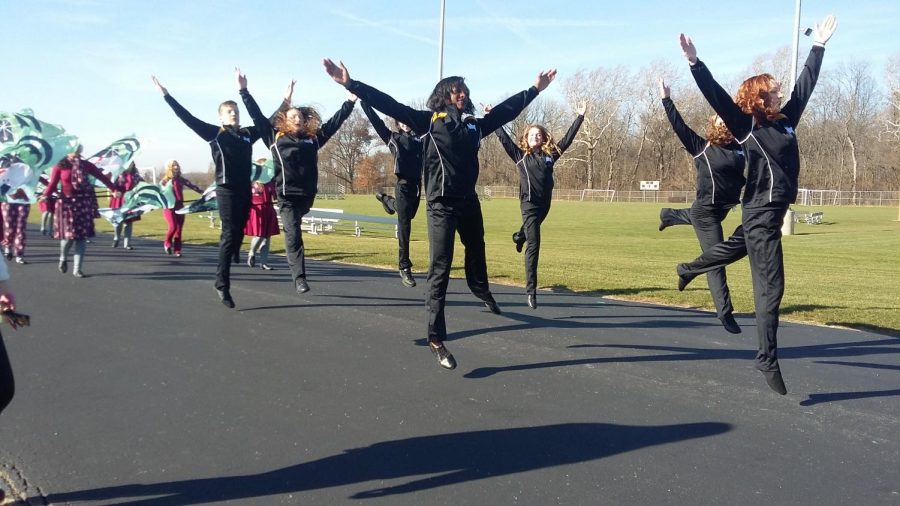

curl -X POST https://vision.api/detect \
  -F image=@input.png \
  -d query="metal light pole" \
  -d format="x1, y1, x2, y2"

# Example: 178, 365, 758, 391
789, 0, 802, 92
438, 0, 446, 80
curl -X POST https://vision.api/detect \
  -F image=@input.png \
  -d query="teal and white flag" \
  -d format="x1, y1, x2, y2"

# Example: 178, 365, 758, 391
251, 159, 275, 184
0, 109, 69, 149
124, 181, 176, 210
88, 135, 141, 186
176, 184, 217, 214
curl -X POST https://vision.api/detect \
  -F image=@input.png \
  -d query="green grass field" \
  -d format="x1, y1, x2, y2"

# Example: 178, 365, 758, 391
74, 194, 899, 334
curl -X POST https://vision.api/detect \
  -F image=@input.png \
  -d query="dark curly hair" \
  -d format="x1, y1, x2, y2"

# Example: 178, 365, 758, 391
426, 76, 474, 113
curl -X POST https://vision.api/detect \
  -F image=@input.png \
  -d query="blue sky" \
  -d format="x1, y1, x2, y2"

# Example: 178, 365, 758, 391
2, 0, 896, 172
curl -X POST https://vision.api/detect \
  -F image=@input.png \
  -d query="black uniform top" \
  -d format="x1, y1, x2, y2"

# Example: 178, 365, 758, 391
360, 101, 423, 184
690, 45, 825, 208
495, 114, 583, 204
662, 98, 745, 207
163, 90, 262, 188
244, 93, 356, 199
346, 79, 540, 201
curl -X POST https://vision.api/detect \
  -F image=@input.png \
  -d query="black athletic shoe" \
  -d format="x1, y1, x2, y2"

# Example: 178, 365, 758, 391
527, 293, 537, 309
762, 370, 787, 395
399, 268, 416, 287
58, 259, 68, 273
247, 255, 256, 268
164, 245, 173, 255
659, 208, 673, 232
482, 294, 502, 315
112, 239, 119, 248
719, 314, 741, 334
375, 192, 395, 215
216, 288, 235, 308
430, 343, 457, 370
296, 279, 310, 294
676, 264, 696, 292
512, 232, 526, 253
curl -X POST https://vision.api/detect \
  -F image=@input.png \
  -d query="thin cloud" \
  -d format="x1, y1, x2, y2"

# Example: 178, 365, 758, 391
330, 9, 437, 46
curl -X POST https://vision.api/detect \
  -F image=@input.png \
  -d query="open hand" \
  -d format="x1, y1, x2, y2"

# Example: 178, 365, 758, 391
813, 14, 838, 45
679, 33, 697, 64
534, 69, 557, 92
150, 75, 168, 96
323, 59, 350, 87
236, 67, 247, 90
658, 78, 670, 99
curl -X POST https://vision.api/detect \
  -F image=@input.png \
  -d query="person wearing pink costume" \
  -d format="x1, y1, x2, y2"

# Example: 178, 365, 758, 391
41, 145, 118, 278
109, 162, 144, 250
159, 160, 202, 257
244, 176, 280, 270
1, 190, 30, 264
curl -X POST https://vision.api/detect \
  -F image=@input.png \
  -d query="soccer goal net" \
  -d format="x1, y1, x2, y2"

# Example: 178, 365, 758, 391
580, 189, 616, 202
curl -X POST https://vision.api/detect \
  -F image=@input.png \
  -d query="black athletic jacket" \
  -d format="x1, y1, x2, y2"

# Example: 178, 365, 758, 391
662, 98, 744, 207
495, 114, 583, 204
346, 79, 540, 201
690, 45, 825, 207
360, 101, 423, 184
245, 94, 356, 199
163, 90, 262, 188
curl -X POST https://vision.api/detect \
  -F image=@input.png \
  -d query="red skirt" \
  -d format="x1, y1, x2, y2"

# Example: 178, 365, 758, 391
243, 203, 280, 237
54, 194, 97, 240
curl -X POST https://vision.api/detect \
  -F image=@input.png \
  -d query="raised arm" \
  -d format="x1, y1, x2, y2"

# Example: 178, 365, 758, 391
323, 58, 431, 134
496, 126, 523, 162
782, 15, 836, 127
236, 69, 275, 146
483, 104, 522, 161
151, 75, 220, 141
680, 35, 752, 140
659, 80, 706, 156
317, 94, 357, 146
555, 103, 586, 157
360, 101, 392, 144
261, 79, 296, 126
477, 69, 555, 136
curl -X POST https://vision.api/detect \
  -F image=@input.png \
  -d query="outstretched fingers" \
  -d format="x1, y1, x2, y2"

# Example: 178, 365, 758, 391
679, 33, 697, 63
322, 58, 350, 86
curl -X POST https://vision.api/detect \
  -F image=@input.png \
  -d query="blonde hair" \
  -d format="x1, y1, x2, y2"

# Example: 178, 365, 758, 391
517, 124, 559, 156
161, 159, 181, 183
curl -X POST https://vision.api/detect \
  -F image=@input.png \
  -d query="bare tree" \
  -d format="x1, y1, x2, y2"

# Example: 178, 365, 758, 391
882, 54, 900, 142
562, 66, 632, 189
823, 60, 880, 197
318, 109, 375, 193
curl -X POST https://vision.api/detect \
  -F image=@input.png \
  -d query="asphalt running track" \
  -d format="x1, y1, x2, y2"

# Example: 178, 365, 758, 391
0, 226, 897, 505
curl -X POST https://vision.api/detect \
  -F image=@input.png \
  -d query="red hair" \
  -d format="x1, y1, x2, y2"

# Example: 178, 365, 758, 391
735, 73, 785, 124
705, 115, 735, 146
